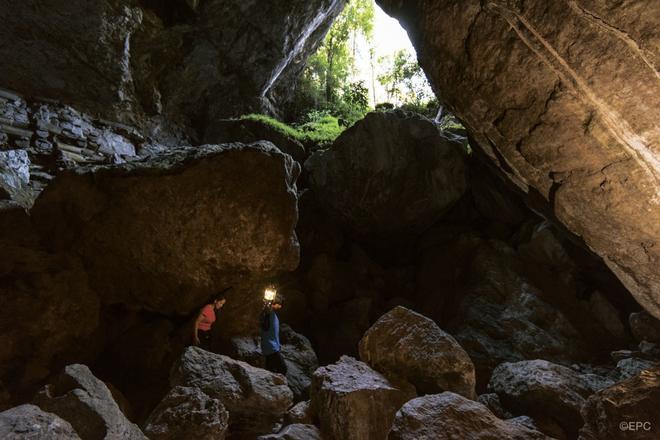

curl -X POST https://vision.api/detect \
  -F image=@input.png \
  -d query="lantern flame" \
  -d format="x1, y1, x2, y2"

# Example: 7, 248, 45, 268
264, 288, 277, 302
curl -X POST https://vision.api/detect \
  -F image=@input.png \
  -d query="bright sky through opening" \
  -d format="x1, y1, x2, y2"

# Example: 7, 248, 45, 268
353, 3, 430, 105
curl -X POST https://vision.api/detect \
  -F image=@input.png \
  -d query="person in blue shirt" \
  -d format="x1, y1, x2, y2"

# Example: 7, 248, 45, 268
260, 295, 287, 375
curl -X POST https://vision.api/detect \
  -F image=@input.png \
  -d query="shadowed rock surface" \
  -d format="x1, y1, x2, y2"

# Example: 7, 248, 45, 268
0, 0, 346, 131
0, 244, 99, 389
143, 386, 229, 440
31, 142, 300, 318
305, 111, 467, 241
222, 324, 319, 401
376, 0, 660, 319
579, 365, 660, 440
488, 359, 612, 437
33, 364, 146, 440
359, 306, 476, 399
204, 119, 307, 163
285, 401, 313, 426
311, 356, 414, 440
0, 404, 81, 439
257, 424, 323, 440
388, 392, 549, 440
630, 311, 660, 343
170, 347, 293, 436
447, 238, 601, 380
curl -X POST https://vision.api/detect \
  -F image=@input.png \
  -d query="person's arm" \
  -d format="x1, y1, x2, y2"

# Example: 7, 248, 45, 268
193, 311, 204, 345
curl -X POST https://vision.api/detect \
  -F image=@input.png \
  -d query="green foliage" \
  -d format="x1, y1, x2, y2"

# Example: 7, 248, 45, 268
240, 112, 343, 148
240, 114, 300, 139
296, 110, 345, 147
292, 0, 374, 124
377, 50, 433, 106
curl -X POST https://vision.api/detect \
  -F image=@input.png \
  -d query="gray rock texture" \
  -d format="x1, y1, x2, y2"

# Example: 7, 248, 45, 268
388, 392, 549, 440
630, 311, 660, 343
0, 150, 31, 206
359, 306, 476, 399
0, 246, 99, 388
376, 0, 660, 319
257, 424, 323, 440
143, 386, 229, 440
204, 119, 306, 163
447, 238, 595, 375
221, 324, 319, 401
580, 365, 660, 440
170, 347, 293, 436
33, 364, 146, 439
488, 359, 612, 437
31, 142, 300, 319
305, 111, 467, 241
615, 358, 658, 381
0, 404, 81, 440
311, 356, 413, 440
0, 0, 346, 131
285, 401, 313, 426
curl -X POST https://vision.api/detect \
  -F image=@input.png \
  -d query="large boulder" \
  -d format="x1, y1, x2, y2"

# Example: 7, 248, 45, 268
488, 360, 612, 437
33, 364, 146, 440
0, 404, 81, 439
359, 306, 476, 399
0, 244, 99, 389
388, 392, 548, 440
580, 365, 660, 440
630, 311, 660, 343
447, 238, 597, 378
280, 324, 320, 401
143, 386, 229, 440
170, 347, 293, 436
305, 111, 467, 241
311, 356, 414, 440
376, 0, 660, 319
0, 0, 346, 127
31, 142, 300, 320
221, 324, 319, 401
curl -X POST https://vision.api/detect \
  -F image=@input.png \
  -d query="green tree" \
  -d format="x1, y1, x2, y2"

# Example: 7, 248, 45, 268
294, 0, 374, 121
377, 50, 433, 106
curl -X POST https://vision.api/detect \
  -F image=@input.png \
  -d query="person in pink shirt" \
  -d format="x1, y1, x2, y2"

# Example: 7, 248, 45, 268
193, 295, 227, 350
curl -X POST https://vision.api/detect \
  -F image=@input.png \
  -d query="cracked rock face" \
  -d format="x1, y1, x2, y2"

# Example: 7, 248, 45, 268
34, 364, 146, 440
0, 404, 81, 440
0, 0, 346, 131
30, 142, 300, 315
579, 365, 660, 440
359, 306, 476, 399
488, 359, 612, 438
377, 0, 660, 319
388, 392, 549, 440
170, 347, 293, 437
143, 386, 229, 440
305, 111, 467, 242
311, 356, 414, 440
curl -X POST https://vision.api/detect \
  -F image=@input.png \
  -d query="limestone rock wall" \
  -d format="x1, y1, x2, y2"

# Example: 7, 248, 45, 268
0, 0, 346, 133
376, 0, 660, 318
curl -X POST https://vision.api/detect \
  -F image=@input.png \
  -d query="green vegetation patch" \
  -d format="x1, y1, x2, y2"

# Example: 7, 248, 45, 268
240, 112, 344, 148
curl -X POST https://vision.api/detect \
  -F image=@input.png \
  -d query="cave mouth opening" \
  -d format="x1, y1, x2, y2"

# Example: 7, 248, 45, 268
0, 0, 656, 437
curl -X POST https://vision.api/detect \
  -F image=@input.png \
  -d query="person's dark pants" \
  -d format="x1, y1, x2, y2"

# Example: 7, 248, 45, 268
265, 351, 288, 375
197, 330, 212, 351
